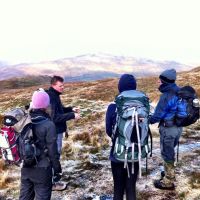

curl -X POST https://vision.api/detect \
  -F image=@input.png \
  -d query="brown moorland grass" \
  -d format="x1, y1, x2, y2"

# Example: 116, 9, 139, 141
0, 171, 11, 188
0, 159, 6, 172
189, 171, 200, 189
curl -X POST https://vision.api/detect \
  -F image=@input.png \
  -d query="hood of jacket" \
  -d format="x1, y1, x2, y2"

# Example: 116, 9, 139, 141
30, 109, 51, 124
159, 83, 179, 93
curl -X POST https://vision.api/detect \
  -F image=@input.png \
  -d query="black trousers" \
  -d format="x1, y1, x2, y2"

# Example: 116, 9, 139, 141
19, 167, 52, 200
111, 161, 139, 200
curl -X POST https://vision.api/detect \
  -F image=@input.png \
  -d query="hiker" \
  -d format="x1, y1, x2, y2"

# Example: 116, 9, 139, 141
19, 90, 62, 200
106, 74, 140, 200
150, 68, 183, 190
47, 75, 81, 157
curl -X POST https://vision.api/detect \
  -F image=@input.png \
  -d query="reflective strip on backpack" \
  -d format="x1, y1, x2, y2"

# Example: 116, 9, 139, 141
132, 142, 135, 174
131, 107, 136, 126
115, 138, 124, 156
124, 146, 128, 169
135, 110, 142, 178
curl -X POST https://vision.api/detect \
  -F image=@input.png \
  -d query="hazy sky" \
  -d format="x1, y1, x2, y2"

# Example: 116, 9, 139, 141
0, 0, 200, 65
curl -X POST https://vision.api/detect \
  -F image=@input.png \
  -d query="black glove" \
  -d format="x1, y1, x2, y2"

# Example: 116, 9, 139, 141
53, 172, 62, 182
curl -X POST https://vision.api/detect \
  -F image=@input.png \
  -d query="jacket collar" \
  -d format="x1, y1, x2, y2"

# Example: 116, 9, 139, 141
159, 83, 179, 93
30, 109, 50, 124
49, 87, 61, 96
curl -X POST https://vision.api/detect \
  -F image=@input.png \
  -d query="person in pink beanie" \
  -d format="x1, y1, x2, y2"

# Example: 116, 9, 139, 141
19, 89, 63, 200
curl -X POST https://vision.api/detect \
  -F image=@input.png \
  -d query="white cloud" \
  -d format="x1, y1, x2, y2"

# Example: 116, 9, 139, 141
0, 0, 200, 65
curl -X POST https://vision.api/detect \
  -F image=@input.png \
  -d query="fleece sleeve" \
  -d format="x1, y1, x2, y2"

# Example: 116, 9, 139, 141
63, 106, 73, 113
51, 102, 75, 123
105, 103, 117, 137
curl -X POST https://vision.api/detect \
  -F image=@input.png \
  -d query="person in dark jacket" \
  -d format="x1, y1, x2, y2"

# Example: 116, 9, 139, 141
19, 90, 62, 200
106, 74, 139, 200
47, 76, 80, 156
150, 68, 182, 190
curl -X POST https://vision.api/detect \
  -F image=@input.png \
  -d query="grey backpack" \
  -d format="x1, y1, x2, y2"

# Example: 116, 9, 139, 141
113, 90, 152, 177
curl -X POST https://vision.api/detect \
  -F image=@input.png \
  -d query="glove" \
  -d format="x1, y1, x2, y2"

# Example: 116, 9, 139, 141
53, 172, 62, 183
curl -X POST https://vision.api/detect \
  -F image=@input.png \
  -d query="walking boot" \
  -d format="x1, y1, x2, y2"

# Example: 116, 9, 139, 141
52, 181, 67, 191
154, 161, 175, 190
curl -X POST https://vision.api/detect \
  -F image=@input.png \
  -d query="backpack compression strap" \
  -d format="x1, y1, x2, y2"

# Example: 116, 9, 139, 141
135, 110, 142, 178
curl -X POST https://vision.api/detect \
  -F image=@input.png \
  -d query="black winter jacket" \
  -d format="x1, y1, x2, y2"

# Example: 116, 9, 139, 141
30, 109, 61, 174
47, 87, 75, 134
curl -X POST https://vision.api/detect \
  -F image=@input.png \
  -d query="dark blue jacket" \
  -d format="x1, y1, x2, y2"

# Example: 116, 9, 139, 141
150, 83, 180, 124
30, 109, 61, 174
47, 87, 75, 134
105, 74, 137, 162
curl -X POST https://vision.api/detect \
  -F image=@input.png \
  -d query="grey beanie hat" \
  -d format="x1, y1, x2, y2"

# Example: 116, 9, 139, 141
159, 68, 176, 83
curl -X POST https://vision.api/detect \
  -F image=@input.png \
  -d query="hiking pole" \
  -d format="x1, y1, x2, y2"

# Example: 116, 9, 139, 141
146, 156, 148, 180
176, 141, 179, 163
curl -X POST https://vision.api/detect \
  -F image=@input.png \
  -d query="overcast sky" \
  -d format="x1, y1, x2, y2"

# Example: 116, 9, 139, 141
0, 0, 200, 66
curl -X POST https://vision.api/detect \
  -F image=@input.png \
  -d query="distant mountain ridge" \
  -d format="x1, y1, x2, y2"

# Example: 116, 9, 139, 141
0, 53, 194, 81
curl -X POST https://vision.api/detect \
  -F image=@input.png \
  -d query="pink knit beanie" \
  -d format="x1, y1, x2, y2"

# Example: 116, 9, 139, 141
31, 90, 50, 109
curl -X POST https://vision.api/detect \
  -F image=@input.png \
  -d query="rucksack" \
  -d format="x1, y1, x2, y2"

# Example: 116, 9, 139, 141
0, 108, 44, 167
18, 121, 41, 167
175, 86, 200, 127
112, 90, 152, 177
0, 126, 20, 164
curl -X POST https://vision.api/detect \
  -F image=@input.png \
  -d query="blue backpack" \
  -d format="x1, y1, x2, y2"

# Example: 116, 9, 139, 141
175, 86, 200, 127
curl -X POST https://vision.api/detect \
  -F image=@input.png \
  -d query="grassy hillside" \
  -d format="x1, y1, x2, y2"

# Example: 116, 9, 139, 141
0, 75, 51, 90
0, 67, 199, 200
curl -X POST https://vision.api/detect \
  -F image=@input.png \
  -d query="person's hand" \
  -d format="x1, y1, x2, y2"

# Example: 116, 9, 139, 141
74, 113, 81, 120
73, 107, 80, 113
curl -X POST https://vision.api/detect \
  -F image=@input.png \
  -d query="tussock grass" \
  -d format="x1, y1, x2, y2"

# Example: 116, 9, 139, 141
193, 123, 200, 130
189, 172, 200, 189
181, 154, 197, 163
72, 127, 109, 149
62, 142, 74, 160
72, 131, 91, 144
82, 160, 102, 170
68, 112, 104, 129
136, 190, 153, 200
178, 191, 187, 200
0, 171, 9, 188
0, 159, 6, 172
182, 129, 195, 138
90, 127, 109, 149
150, 130, 159, 138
